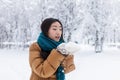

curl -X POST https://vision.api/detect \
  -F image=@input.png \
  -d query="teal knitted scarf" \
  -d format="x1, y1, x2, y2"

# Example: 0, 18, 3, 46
37, 32, 65, 80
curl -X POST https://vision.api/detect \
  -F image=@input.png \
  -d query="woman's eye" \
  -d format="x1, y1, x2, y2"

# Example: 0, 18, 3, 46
59, 29, 62, 31
53, 28, 57, 30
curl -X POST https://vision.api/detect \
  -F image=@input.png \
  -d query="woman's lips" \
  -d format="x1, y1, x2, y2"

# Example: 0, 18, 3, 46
55, 36, 60, 39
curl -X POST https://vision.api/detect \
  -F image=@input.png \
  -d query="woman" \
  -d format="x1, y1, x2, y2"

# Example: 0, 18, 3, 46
29, 18, 76, 80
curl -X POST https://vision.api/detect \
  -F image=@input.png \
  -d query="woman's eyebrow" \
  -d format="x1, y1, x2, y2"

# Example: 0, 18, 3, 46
52, 26, 62, 28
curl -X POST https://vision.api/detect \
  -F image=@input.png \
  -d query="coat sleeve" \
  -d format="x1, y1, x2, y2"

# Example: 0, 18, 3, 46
29, 43, 65, 78
61, 55, 75, 74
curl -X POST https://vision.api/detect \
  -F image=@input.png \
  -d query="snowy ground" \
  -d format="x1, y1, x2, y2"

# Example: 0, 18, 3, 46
0, 45, 120, 80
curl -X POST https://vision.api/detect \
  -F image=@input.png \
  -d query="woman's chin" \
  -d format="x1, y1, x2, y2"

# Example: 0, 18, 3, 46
54, 39, 60, 42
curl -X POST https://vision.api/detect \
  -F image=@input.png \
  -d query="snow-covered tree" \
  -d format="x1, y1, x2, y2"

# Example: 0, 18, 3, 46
0, 0, 120, 50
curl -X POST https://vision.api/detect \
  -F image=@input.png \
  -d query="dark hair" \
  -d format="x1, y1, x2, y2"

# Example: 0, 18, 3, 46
41, 18, 63, 37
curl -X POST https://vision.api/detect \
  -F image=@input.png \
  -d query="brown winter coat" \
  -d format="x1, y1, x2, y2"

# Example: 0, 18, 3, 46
29, 42, 75, 80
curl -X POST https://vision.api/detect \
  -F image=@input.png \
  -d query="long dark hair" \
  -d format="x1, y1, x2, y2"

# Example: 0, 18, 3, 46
40, 18, 64, 59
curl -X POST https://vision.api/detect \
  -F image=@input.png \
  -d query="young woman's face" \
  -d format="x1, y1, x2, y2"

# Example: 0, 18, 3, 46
48, 21, 62, 42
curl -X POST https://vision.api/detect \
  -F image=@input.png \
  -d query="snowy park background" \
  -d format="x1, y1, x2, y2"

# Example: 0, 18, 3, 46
0, 0, 120, 80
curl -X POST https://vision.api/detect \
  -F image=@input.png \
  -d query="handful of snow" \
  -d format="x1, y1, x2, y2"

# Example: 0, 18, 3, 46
65, 42, 80, 54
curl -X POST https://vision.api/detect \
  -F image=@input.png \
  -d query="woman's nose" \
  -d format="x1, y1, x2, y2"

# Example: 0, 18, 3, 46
57, 30, 61, 35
